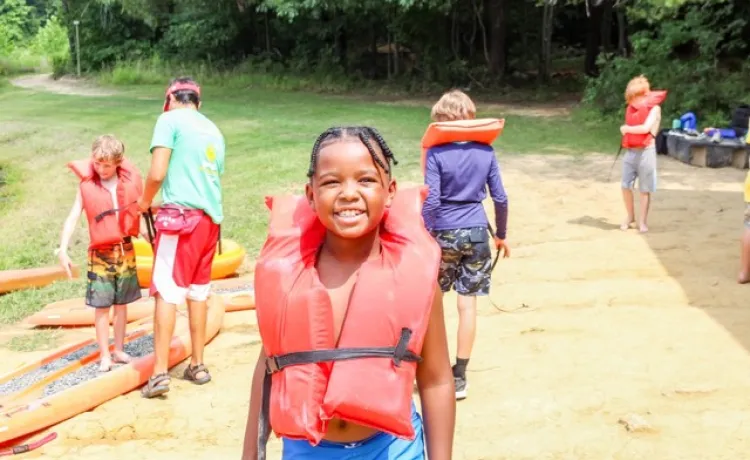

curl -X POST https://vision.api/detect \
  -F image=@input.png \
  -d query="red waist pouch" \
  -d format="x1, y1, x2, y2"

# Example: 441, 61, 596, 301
153, 205, 204, 235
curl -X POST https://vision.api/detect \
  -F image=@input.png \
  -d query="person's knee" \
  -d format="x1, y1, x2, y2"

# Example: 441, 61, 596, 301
456, 295, 477, 311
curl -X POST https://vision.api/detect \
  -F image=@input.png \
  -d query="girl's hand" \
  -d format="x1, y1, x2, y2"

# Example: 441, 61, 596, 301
57, 250, 74, 279
493, 237, 510, 258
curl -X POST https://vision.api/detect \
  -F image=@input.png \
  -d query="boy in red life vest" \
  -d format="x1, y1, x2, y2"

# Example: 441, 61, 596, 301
422, 89, 510, 401
137, 77, 226, 398
619, 75, 664, 233
241, 127, 456, 460
57, 135, 144, 372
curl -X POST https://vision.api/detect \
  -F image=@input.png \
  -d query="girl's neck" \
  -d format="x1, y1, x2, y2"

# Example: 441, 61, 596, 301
321, 229, 381, 265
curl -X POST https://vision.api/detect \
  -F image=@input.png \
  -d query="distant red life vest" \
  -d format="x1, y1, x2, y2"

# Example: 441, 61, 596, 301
420, 118, 505, 174
253, 186, 441, 453
622, 90, 667, 149
68, 158, 143, 249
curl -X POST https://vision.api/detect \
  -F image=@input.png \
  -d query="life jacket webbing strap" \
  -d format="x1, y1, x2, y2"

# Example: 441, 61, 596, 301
94, 200, 137, 223
256, 327, 421, 459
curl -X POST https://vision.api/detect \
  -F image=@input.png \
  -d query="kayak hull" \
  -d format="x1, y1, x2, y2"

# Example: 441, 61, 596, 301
133, 237, 245, 288
0, 295, 225, 445
0, 265, 80, 295
24, 278, 253, 327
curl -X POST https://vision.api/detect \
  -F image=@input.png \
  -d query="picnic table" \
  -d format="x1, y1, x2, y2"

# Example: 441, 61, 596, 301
665, 131, 750, 169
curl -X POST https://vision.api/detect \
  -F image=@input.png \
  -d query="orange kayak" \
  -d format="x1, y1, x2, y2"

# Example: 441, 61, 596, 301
0, 265, 80, 295
24, 277, 254, 327
133, 237, 246, 288
0, 295, 225, 445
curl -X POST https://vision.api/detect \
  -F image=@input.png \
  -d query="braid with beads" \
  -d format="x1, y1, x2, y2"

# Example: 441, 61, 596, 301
307, 126, 399, 179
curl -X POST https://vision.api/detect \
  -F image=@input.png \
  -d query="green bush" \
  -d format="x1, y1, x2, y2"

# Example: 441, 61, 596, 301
583, 2, 750, 129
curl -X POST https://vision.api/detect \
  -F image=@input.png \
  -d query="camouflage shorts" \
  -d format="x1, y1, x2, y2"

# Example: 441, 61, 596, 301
86, 240, 142, 308
433, 227, 492, 296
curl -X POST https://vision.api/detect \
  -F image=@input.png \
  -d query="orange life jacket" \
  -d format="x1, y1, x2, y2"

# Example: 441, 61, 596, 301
68, 158, 143, 249
621, 90, 667, 149
253, 186, 441, 455
420, 118, 505, 174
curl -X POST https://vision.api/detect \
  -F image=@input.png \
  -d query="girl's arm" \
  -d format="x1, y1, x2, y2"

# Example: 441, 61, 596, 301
422, 150, 442, 232
486, 154, 508, 240
416, 282, 456, 460
241, 347, 269, 460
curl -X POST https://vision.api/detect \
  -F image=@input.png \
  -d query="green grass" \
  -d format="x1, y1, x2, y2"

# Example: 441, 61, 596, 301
0, 80, 618, 325
2, 330, 62, 352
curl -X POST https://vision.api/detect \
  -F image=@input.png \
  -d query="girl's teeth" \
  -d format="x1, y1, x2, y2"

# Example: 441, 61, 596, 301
339, 210, 361, 217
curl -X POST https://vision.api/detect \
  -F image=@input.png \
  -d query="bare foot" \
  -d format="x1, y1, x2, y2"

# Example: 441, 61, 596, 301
738, 272, 750, 284
620, 219, 634, 231
113, 350, 132, 364
639, 223, 649, 233
99, 356, 113, 372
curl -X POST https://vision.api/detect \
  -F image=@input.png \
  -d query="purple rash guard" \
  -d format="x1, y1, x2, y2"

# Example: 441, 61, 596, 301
421, 142, 508, 239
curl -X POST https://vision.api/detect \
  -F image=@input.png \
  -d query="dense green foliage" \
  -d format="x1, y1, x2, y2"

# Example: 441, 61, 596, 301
3, 0, 750, 124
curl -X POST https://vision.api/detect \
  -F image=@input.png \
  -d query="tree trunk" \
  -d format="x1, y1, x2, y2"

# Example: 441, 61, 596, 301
616, 8, 628, 57
584, 0, 604, 77
539, 1, 555, 83
485, 0, 506, 79
60, 0, 76, 60
600, 0, 613, 53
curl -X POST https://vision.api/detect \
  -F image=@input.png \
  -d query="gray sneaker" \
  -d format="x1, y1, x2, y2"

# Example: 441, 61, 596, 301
454, 376, 468, 400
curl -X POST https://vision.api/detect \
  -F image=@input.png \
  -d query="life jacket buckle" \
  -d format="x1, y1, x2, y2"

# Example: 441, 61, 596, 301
265, 356, 281, 374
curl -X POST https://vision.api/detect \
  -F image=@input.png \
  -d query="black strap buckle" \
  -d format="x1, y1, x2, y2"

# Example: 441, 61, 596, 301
94, 200, 137, 223
265, 356, 280, 374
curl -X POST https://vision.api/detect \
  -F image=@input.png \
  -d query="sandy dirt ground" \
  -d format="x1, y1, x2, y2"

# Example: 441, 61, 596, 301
2, 151, 750, 459
10, 73, 116, 97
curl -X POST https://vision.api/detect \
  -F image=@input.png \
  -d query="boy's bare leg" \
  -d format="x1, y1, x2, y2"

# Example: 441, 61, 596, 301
639, 192, 651, 233
739, 228, 750, 284
94, 308, 112, 372
112, 304, 131, 363
187, 298, 208, 379
152, 294, 177, 383
621, 188, 635, 230
456, 294, 477, 360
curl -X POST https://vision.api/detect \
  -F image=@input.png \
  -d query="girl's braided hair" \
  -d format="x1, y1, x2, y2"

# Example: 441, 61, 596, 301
307, 126, 399, 179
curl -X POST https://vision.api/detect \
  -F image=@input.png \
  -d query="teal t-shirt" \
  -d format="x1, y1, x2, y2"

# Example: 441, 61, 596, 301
149, 108, 225, 224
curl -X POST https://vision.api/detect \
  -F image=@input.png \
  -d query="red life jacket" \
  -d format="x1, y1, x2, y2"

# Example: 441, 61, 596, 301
253, 186, 441, 454
68, 158, 143, 249
420, 118, 505, 174
621, 90, 667, 149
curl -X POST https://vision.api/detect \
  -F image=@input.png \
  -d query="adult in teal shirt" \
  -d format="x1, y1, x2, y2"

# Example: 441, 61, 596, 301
138, 77, 226, 398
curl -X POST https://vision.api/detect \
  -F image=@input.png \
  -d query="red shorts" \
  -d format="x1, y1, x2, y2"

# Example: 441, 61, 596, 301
149, 213, 220, 305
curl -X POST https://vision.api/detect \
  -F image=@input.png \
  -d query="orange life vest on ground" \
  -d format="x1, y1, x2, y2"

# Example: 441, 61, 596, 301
68, 158, 143, 249
420, 118, 505, 174
253, 186, 441, 456
621, 90, 667, 149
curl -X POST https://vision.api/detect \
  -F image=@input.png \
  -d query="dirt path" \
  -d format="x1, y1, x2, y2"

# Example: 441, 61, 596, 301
9, 74, 116, 97
4, 154, 750, 459
7, 74, 572, 118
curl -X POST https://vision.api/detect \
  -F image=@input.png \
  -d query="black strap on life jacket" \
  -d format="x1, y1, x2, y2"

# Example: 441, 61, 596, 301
256, 327, 421, 460
144, 209, 156, 249
94, 200, 137, 223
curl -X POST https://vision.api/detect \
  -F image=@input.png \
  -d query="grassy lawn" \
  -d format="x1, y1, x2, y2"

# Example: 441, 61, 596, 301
0, 81, 617, 326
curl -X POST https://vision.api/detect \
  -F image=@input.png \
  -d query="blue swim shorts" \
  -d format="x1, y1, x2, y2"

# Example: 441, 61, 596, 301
281, 402, 425, 459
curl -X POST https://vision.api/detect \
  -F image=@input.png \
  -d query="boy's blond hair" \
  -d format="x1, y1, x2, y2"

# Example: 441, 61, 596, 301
625, 75, 651, 104
431, 89, 477, 122
91, 135, 125, 164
